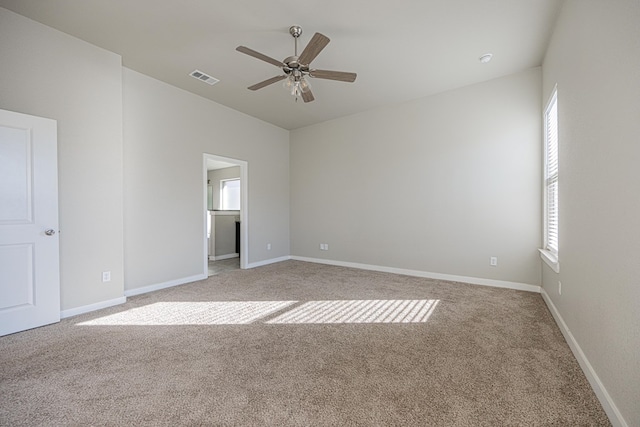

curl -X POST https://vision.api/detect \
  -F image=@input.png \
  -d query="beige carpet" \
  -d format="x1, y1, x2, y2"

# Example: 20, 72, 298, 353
0, 261, 610, 426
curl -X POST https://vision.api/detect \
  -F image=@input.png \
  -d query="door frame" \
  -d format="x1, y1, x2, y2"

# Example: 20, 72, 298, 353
203, 153, 248, 271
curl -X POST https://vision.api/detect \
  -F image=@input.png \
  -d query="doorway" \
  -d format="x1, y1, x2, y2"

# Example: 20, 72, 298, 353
203, 154, 248, 276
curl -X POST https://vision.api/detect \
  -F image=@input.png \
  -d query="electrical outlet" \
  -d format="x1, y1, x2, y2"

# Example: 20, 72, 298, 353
102, 271, 111, 282
267, 243, 271, 250
319, 243, 329, 251
558, 281, 562, 295
490, 256, 498, 266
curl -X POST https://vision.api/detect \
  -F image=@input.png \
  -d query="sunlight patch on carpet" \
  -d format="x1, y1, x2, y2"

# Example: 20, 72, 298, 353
267, 299, 439, 324
76, 299, 439, 326
76, 301, 296, 325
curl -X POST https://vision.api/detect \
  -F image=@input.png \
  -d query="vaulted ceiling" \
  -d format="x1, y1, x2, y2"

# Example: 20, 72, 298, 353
0, 0, 563, 129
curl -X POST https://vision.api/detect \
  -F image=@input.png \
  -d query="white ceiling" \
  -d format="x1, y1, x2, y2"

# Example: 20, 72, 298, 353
0, 0, 563, 130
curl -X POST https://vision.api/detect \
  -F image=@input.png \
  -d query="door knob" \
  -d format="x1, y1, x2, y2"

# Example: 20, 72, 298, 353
45, 229, 56, 236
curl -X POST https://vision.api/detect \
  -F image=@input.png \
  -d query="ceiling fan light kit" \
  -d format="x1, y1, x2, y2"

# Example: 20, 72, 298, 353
236, 25, 357, 103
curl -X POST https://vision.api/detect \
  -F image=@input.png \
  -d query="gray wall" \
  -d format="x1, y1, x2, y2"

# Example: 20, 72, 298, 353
208, 166, 241, 211
542, 0, 640, 425
0, 8, 125, 310
291, 68, 542, 286
123, 68, 290, 289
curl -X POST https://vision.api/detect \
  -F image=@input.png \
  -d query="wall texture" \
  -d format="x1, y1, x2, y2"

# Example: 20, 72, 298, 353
123, 69, 289, 290
0, 8, 125, 311
542, 1, 640, 425
291, 69, 542, 286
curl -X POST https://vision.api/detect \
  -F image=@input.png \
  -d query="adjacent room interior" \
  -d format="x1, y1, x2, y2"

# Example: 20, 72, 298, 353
205, 155, 244, 276
0, 1, 638, 426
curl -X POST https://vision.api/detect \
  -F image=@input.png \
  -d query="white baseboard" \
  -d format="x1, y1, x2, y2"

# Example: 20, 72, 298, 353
246, 255, 291, 269
60, 296, 126, 319
540, 289, 627, 427
291, 256, 540, 293
124, 273, 207, 297
212, 253, 239, 261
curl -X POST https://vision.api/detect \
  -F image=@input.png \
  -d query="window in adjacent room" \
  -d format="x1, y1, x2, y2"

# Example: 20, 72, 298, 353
220, 178, 240, 211
541, 86, 559, 272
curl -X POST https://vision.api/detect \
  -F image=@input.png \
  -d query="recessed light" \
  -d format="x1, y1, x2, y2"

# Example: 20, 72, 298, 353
479, 53, 493, 64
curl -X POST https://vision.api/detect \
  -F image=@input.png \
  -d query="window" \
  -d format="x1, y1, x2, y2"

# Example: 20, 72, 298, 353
220, 179, 240, 210
542, 87, 559, 271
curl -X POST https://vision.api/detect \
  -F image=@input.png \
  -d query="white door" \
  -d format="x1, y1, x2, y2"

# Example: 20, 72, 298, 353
0, 109, 60, 336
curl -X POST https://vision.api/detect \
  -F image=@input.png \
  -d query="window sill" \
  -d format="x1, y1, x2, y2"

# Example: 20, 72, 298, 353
539, 249, 560, 273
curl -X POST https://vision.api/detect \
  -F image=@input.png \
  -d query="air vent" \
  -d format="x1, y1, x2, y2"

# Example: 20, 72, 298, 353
189, 69, 219, 85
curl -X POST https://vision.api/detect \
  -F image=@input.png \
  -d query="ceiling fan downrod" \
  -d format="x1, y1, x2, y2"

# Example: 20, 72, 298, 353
289, 25, 302, 56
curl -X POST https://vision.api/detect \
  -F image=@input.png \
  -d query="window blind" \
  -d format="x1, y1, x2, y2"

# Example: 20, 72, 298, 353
544, 90, 559, 254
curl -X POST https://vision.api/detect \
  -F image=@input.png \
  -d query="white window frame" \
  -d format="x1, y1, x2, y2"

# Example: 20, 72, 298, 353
540, 86, 560, 273
220, 178, 241, 211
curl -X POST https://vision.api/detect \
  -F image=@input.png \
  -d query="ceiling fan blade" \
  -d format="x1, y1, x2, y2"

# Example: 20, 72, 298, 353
309, 69, 357, 82
248, 75, 287, 91
298, 33, 330, 66
236, 46, 283, 68
301, 89, 315, 103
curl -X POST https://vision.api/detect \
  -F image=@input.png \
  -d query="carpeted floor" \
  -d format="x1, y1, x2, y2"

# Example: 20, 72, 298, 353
208, 257, 240, 277
0, 260, 610, 426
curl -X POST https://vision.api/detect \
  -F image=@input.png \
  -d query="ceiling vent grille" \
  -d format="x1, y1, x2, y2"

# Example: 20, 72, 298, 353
189, 70, 219, 85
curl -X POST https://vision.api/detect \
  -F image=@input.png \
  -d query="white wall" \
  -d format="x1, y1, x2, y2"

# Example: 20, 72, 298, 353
542, 1, 640, 425
123, 68, 289, 290
0, 8, 125, 311
291, 69, 542, 286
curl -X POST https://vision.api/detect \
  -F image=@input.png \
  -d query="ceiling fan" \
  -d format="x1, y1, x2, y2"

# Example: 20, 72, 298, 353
236, 26, 357, 103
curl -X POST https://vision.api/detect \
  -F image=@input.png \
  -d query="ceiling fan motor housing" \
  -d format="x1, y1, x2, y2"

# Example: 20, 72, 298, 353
284, 56, 300, 69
